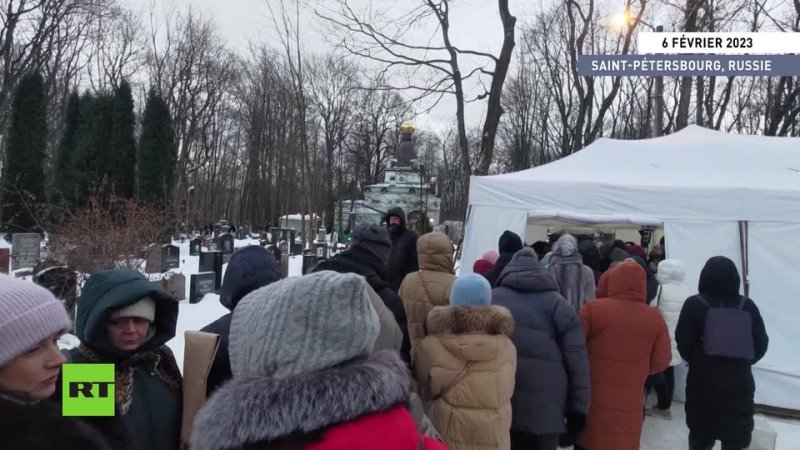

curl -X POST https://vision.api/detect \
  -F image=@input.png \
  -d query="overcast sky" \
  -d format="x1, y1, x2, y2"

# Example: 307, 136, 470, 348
159, 0, 550, 134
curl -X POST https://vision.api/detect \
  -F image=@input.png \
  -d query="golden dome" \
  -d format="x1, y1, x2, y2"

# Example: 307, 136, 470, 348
400, 120, 415, 134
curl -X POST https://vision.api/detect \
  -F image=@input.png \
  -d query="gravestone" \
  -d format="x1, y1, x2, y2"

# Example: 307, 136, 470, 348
215, 233, 234, 255
199, 251, 223, 289
189, 272, 216, 304
290, 242, 302, 256
280, 253, 289, 279
236, 227, 248, 240
161, 245, 180, 272
302, 250, 317, 275
144, 245, 161, 274
189, 238, 202, 256
12, 233, 41, 270
33, 265, 78, 323
161, 272, 186, 301
0, 248, 9, 274
314, 242, 328, 261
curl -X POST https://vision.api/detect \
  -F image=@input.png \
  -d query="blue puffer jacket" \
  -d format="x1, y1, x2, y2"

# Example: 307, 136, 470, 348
492, 248, 590, 435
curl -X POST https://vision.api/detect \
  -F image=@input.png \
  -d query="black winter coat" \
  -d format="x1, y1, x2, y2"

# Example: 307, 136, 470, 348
675, 256, 769, 448
386, 208, 419, 291
0, 392, 133, 450
485, 230, 524, 288
200, 246, 280, 395
313, 245, 411, 364
491, 248, 590, 435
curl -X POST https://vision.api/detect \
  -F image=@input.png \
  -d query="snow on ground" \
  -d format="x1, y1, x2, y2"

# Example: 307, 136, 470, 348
641, 391, 798, 449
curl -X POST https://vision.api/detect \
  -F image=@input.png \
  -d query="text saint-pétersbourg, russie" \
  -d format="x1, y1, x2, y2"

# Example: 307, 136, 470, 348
590, 58, 772, 72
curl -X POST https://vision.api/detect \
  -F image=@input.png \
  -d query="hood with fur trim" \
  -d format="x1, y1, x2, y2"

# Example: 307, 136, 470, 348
426, 305, 514, 337
190, 350, 410, 450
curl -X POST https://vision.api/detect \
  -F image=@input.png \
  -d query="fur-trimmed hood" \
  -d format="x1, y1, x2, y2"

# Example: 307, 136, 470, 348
426, 305, 514, 336
424, 305, 514, 363
190, 350, 411, 450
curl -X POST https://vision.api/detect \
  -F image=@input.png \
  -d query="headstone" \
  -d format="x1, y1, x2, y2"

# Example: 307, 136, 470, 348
314, 242, 328, 260
189, 238, 202, 256
280, 253, 289, 279
162, 272, 186, 301
316, 228, 327, 243
290, 242, 302, 256
215, 233, 234, 255
145, 244, 161, 274
189, 272, 216, 304
0, 248, 9, 274
11, 233, 41, 270
161, 245, 180, 272
302, 250, 318, 275
199, 251, 223, 289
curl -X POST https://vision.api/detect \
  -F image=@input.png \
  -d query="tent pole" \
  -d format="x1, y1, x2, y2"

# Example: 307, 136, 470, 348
739, 220, 749, 297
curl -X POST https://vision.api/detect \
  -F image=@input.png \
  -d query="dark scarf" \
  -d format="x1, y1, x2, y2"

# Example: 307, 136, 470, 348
549, 253, 590, 311
77, 344, 182, 414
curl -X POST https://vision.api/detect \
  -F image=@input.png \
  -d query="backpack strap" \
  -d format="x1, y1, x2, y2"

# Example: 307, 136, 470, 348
695, 294, 710, 307
433, 361, 473, 402
736, 296, 748, 310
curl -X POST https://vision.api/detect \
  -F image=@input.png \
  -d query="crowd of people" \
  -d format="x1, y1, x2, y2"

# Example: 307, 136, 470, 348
0, 209, 770, 450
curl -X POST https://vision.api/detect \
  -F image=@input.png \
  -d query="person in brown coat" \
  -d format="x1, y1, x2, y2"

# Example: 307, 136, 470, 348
415, 273, 516, 450
399, 232, 456, 365
577, 260, 671, 450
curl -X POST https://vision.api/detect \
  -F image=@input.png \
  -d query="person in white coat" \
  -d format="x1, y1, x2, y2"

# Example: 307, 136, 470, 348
646, 259, 687, 419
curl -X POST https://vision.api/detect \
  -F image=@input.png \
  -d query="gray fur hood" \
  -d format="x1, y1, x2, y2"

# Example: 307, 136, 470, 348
190, 350, 410, 450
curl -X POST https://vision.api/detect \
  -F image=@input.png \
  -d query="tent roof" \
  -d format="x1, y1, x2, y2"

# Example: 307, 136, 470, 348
469, 125, 800, 222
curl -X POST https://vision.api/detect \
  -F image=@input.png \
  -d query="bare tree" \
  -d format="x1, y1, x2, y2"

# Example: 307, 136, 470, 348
317, 0, 516, 184
307, 54, 358, 232
147, 8, 236, 217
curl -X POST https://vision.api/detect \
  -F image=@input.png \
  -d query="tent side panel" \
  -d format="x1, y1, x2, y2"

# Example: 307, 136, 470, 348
460, 205, 528, 274
663, 220, 743, 403
748, 222, 800, 410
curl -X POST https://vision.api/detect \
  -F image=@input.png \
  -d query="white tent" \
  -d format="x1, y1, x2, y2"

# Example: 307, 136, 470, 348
462, 125, 800, 411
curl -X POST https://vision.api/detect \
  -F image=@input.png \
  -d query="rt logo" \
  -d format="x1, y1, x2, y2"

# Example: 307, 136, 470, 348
62, 363, 115, 416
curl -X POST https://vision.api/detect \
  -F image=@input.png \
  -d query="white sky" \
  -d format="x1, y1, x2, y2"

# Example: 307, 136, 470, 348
151, 0, 550, 134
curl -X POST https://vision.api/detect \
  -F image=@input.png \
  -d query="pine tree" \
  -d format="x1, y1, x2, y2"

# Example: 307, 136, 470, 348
53, 91, 81, 206
137, 91, 176, 209
108, 80, 136, 198
1, 73, 48, 233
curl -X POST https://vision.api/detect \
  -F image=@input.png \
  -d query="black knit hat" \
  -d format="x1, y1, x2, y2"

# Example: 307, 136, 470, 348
351, 224, 392, 264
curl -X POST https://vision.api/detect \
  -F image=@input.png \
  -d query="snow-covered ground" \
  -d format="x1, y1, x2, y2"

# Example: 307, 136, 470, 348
42, 237, 800, 448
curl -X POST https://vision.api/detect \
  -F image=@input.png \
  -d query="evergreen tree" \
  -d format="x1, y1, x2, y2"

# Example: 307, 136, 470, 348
1, 73, 47, 233
108, 80, 136, 198
53, 90, 81, 205
72, 92, 114, 205
138, 91, 176, 209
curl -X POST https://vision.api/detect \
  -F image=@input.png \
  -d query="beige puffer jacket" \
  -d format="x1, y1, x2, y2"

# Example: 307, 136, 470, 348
399, 232, 456, 366
415, 305, 517, 450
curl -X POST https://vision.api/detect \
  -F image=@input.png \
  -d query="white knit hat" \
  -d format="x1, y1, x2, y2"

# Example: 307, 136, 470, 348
0, 274, 70, 367
110, 297, 156, 323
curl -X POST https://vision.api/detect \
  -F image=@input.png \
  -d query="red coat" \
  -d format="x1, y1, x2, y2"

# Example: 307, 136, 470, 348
306, 406, 448, 450
578, 261, 671, 450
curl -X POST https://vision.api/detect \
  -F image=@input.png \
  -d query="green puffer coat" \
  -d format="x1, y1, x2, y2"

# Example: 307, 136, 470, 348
66, 269, 182, 450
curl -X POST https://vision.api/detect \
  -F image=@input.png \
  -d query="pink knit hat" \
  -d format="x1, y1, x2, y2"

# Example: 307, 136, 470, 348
0, 274, 70, 367
480, 249, 500, 265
